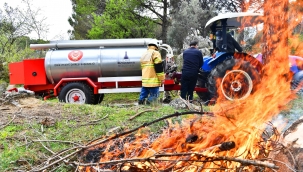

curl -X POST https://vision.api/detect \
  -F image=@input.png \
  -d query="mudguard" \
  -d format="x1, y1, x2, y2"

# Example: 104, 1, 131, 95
207, 52, 234, 69
201, 56, 213, 72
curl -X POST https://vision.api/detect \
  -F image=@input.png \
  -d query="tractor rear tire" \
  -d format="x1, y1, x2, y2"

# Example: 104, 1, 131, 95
59, 82, 95, 104
94, 94, 105, 104
196, 71, 211, 104
207, 58, 261, 101
291, 71, 303, 97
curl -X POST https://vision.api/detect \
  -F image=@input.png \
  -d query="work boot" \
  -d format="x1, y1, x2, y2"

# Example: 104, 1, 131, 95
138, 99, 145, 105
162, 96, 172, 104
146, 100, 151, 105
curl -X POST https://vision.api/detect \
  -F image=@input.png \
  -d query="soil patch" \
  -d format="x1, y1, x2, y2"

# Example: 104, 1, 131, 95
0, 96, 72, 127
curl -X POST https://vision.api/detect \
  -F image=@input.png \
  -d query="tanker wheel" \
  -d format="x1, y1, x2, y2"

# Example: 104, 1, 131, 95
94, 94, 105, 104
59, 82, 95, 104
207, 58, 261, 101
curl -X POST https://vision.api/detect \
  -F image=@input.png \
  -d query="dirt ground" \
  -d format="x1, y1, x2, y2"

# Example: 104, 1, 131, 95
0, 95, 72, 127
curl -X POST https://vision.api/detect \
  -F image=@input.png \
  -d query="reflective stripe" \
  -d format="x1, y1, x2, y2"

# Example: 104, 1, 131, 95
142, 78, 161, 84
142, 78, 160, 81
141, 64, 154, 67
154, 59, 162, 63
156, 73, 165, 77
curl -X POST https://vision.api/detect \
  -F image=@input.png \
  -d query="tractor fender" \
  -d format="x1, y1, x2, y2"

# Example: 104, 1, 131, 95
201, 56, 213, 72
233, 52, 263, 73
207, 52, 234, 69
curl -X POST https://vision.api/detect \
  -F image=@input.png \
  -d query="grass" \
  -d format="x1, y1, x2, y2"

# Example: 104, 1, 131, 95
0, 92, 302, 171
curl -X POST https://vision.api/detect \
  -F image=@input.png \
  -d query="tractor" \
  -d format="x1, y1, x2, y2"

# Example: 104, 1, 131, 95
195, 12, 264, 103
190, 12, 303, 103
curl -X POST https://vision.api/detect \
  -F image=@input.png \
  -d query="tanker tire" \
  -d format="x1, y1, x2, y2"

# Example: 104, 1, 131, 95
94, 94, 105, 104
59, 82, 95, 104
207, 58, 261, 101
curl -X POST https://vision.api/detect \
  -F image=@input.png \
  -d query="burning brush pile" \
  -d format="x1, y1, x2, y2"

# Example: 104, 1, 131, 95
78, 112, 280, 171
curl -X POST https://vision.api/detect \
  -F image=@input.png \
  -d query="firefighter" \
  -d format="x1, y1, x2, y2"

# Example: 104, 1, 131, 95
138, 40, 165, 105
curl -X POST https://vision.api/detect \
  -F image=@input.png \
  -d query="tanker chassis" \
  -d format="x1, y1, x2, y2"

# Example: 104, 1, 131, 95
8, 38, 207, 104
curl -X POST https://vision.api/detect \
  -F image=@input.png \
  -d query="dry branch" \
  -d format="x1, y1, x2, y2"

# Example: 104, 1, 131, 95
72, 153, 279, 170
214, 156, 279, 169
79, 114, 109, 126
83, 111, 212, 147
32, 139, 82, 146
0, 115, 16, 130
30, 146, 83, 172
128, 109, 155, 120
0, 92, 33, 106
36, 139, 75, 169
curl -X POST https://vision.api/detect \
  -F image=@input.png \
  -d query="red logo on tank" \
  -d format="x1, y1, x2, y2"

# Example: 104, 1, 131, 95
68, 50, 83, 62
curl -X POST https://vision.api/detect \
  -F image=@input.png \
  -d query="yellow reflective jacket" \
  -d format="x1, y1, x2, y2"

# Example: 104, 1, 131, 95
140, 46, 165, 87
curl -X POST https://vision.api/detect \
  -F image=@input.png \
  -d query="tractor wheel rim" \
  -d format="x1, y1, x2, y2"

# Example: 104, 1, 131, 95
66, 89, 86, 104
221, 69, 253, 101
230, 80, 242, 92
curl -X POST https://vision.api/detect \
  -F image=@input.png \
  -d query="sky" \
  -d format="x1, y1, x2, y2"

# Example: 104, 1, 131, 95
1, 0, 73, 40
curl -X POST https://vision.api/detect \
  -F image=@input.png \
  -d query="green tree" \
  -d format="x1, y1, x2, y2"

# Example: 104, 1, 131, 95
69, 0, 172, 42
167, 0, 217, 53
135, 0, 170, 43
88, 0, 156, 39
0, 1, 49, 82
68, 0, 106, 39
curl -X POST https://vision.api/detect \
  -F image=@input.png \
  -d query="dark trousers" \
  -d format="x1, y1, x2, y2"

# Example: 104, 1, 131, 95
139, 87, 159, 102
180, 71, 198, 101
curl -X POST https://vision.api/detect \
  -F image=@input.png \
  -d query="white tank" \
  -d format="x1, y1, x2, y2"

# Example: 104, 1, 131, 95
30, 39, 161, 84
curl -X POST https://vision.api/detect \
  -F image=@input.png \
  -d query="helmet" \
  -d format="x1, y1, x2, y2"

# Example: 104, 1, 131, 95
148, 39, 160, 49
215, 30, 223, 40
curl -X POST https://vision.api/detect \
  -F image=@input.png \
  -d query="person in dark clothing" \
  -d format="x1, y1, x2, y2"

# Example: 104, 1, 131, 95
180, 41, 203, 101
215, 30, 243, 54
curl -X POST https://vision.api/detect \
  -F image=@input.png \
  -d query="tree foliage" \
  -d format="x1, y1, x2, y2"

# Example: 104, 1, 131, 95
0, 4, 31, 55
134, 0, 170, 42
70, 0, 171, 41
88, 0, 156, 39
68, 0, 106, 39
22, 0, 48, 40
167, 0, 217, 53
0, 1, 48, 82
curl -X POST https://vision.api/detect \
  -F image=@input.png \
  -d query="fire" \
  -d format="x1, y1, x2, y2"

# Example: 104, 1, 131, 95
79, 0, 303, 171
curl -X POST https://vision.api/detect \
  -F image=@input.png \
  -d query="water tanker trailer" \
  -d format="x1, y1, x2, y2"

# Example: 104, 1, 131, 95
8, 38, 207, 104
